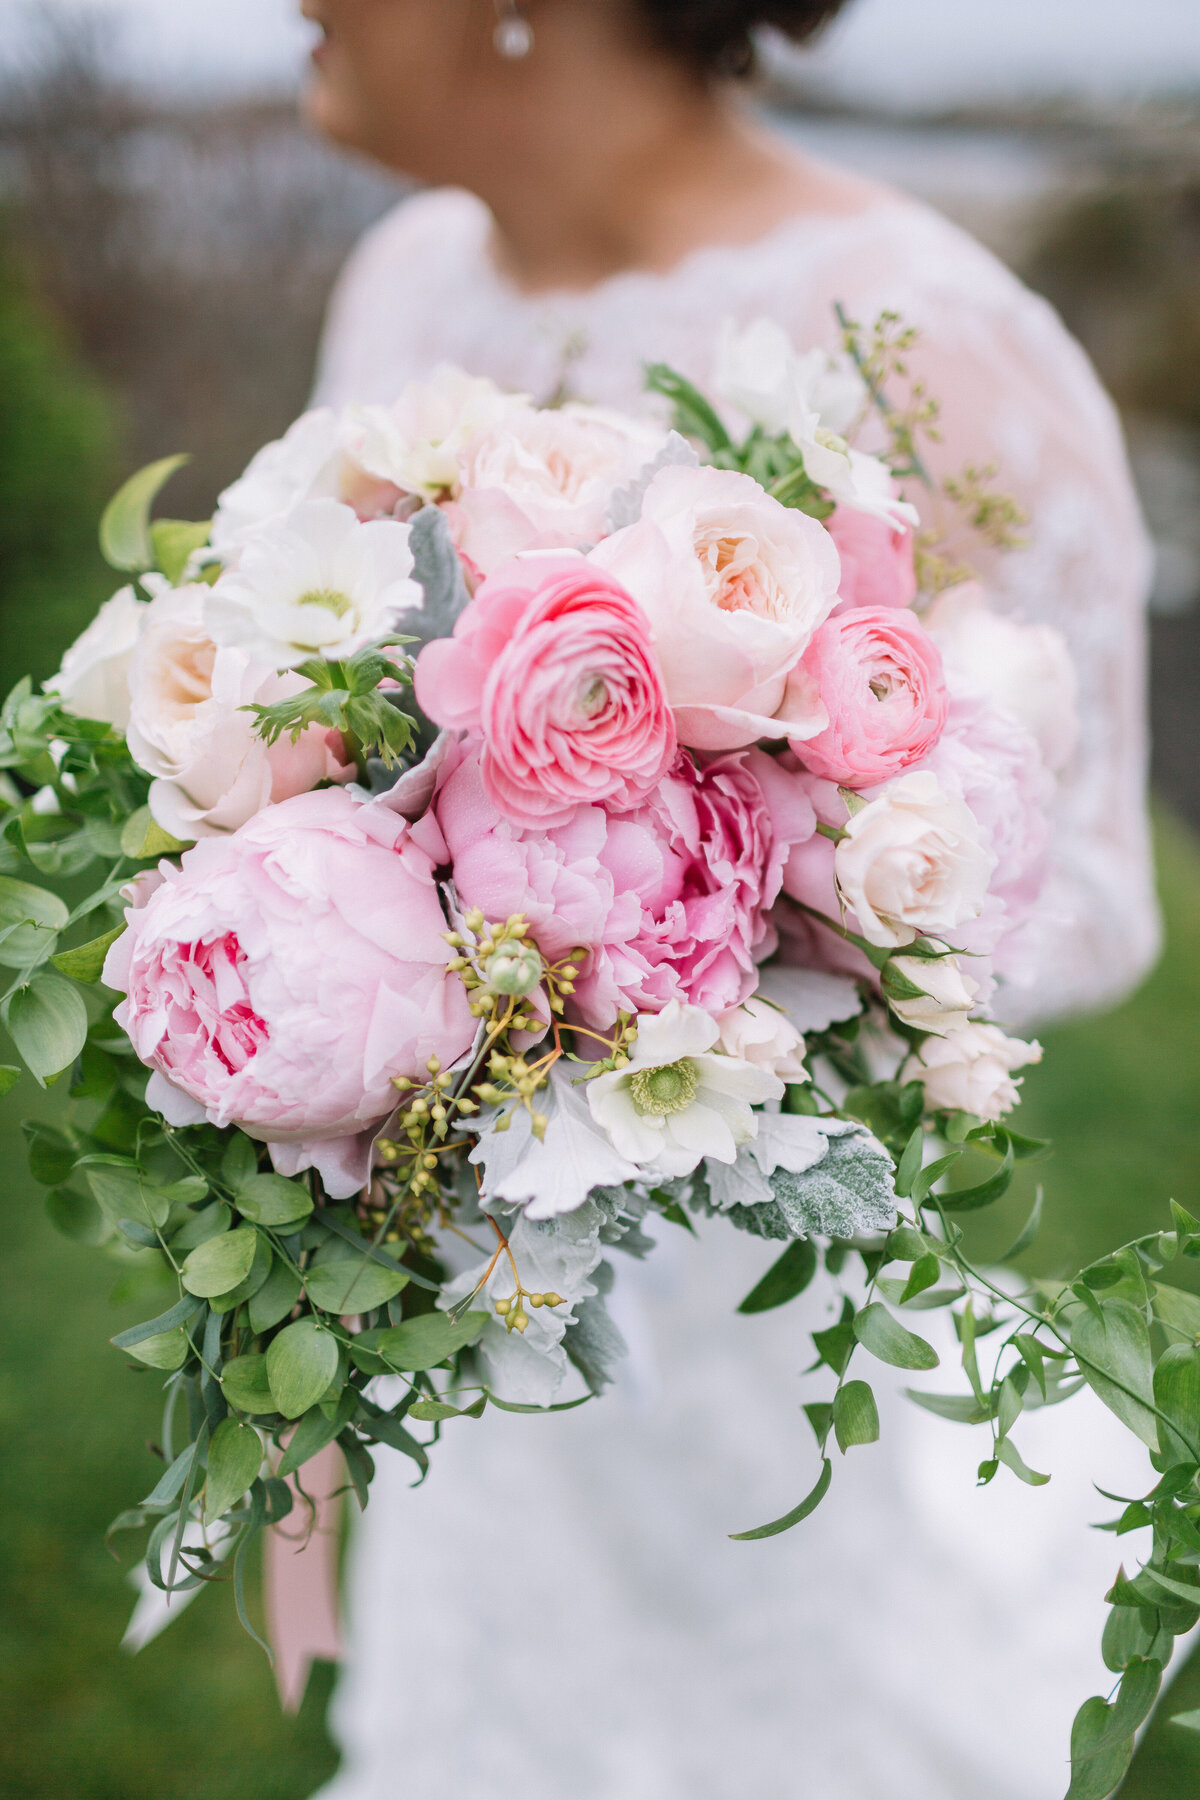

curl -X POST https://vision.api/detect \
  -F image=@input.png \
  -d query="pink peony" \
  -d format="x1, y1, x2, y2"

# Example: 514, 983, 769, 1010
826, 506, 917, 615
413, 555, 675, 828
431, 739, 815, 1028
103, 788, 475, 1197
794, 606, 947, 788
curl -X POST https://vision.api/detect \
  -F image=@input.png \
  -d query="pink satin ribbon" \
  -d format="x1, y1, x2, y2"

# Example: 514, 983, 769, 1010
263, 1440, 344, 1711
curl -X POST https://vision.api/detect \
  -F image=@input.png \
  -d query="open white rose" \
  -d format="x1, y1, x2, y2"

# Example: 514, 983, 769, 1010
588, 999, 783, 1179
126, 585, 353, 839
206, 498, 422, 668
345, 364, 532, 504
835, 771, 996, 948
713, 318, 865, 440
902, 1021, 1042, 1120
886, 953, 980, 1036
209, 409, 407, 558
924, 582, 1080, 773
46, 585, 146, 729
450, 404, 664, 577
716, 995, 809, 1081
589, 463, 841, 751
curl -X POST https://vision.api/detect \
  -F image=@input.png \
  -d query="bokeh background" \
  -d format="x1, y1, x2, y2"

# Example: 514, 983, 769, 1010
1, 3, 1199, 1796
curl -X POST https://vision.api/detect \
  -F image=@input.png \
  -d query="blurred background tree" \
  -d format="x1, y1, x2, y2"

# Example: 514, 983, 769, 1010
0, 9, 1198, 1797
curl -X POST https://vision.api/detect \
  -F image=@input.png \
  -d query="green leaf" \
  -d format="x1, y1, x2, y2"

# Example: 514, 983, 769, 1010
23, 1119, 79, 1185
221, 1132, 259, 1189
1139, 1565, 1200, 1606
894, 1125, 925, 1199
911, 1150, 962, 1205
643, 363, 732, 451
737, 1238, 818, 1314
119, 806, 189, 861
1153, 1283, 1200, 1342
1066, 1297, 1160, 1451
277, 1392, 356, 1479
1154, 1342, 1200, 1466
996, 1437, 1050, 1486
906, 1388, 993, 1425
900, 1253, 941, 1304
221, 1353, 276, 1415
181, 1226, 259, 1298
50, 922, 125, 983
354, 1311, 488, 1374
938, 1140, 1015, 1213
853, 1302, 939, 1371
111, 1293, 204, 1348
408, 1395, 488, 1423
84, 1158, 171, 1230
150, 517, 213, 585
3, 971, 88, 1081
45, 1185, 108, 1244
996, 1188, 1045, 1264
266, 1318, 341, 1418
208, 1230, 273, 1314
0, 1064, 19, 1097
124, 1328, 190, 1370
833, 1380, 880, 1451
232, 1172, 313, 1228
803, 1401, 833, 1444
0, 875, 68, 968
812, 1312, 857, 1377
204, 1418, 262, 1523
305, 1256, 409, 1316
248, 1259, 302, 1334
99, 454, 189, 571
730, 1457, 833, 1542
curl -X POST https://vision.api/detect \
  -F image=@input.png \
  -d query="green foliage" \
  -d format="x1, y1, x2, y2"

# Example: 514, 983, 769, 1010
246, 643, 417, 773
98, 454, 189, 573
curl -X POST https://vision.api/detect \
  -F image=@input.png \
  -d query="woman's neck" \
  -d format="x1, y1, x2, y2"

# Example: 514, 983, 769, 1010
463, 73, 881, 297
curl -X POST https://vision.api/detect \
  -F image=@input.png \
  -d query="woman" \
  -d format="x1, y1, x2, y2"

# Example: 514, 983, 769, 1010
298, 4, 1161, 1796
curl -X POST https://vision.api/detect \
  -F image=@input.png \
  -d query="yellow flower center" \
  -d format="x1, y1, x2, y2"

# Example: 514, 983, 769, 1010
628, 1059, 698, 1117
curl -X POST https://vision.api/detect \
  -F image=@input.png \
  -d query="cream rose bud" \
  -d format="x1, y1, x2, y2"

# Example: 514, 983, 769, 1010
345, 364, 533, 504
924, 582, 1080, 773
126, 584, 353, 839
589, 463, 842, 752
886, 954, 980, 1036
45, 585, 146, 729
902, 1021, 1042, 1121
717, 996, 809, 1080
834, 771, 996, 948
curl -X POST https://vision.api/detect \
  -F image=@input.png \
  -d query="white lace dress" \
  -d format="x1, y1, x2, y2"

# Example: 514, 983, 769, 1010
310, 187, 1162, 1800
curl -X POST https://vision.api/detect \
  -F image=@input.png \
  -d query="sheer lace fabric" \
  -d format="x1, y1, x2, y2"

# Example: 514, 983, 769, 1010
309, 187, 1161, 1800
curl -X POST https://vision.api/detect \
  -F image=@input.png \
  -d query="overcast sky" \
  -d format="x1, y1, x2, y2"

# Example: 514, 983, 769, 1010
2, 0, 1199, 106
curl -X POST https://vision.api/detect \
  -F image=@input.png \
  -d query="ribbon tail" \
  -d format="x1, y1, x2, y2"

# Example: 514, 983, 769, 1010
263, 1440, 345, 1712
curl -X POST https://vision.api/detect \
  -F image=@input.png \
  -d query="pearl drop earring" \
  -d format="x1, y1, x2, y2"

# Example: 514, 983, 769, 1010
493, 0, 534, 59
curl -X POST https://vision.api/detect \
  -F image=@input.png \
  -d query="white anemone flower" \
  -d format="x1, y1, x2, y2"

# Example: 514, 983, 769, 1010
205, 498, 422, 668
587, 1000, 783, 1180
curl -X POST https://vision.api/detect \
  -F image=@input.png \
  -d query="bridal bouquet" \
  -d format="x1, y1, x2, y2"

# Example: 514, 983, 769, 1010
4, 314, 1196, 1795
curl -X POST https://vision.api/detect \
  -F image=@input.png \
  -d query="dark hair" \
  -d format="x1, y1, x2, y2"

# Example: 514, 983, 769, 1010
636, 0, 852, 78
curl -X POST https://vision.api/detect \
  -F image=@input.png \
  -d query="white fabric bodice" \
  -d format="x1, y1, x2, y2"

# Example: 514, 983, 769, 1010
310, 185, 1163, 1800
314, 185, 1160, 1025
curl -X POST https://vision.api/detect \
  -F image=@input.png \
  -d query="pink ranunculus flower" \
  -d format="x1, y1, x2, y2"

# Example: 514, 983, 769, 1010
103, 789, 475, 1197
413, 555, 676, 828
825, 505, 917, 615
446, 405, 664, 579
794, 605, 948, 788
431, 738, 815, 1029
588, 463, 841, 752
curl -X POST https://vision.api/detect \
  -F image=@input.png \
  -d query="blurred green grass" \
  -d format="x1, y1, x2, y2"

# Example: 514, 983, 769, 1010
1, 227, 1198, 1799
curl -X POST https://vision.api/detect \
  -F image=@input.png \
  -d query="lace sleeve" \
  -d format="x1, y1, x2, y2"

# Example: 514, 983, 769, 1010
769, 209, 1161, 1025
